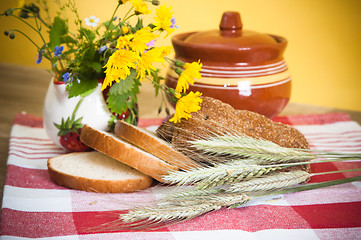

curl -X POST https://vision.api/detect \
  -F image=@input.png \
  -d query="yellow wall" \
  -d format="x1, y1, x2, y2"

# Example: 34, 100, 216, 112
1, 0, 361, 111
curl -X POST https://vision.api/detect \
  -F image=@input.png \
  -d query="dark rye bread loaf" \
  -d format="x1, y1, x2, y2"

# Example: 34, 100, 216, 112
157, 97, 310, 173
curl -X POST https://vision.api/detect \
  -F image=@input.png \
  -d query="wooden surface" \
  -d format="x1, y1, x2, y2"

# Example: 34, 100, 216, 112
1, 62, 361, 211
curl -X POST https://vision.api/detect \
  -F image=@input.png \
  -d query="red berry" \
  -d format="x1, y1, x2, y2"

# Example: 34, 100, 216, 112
59, 131, 91, 152
113, 108, 131, 120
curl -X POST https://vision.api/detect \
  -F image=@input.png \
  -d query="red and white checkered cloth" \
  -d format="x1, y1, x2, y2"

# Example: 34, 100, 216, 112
1, 112, 361, 239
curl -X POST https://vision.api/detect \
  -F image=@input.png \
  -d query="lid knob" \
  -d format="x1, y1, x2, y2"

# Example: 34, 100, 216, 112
219, 11, 243, 36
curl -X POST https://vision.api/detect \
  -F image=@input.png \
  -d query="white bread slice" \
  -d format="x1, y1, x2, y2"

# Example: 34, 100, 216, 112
47, 151, 153, 193
80, 124, 178, 182
114, 120, 200, 170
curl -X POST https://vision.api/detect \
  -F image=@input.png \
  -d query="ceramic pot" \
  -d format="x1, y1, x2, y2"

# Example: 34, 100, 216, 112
165, 11, 291, 118
42, 78, 112, 150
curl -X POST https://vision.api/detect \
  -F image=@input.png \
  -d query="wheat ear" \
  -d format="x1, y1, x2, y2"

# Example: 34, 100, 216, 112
119, 193, 250, 229
163, 161, 281, 187
226, 170, 310, 194
189, 133, 315, 164
164, 187, 222, 199
190, 133, 361, 165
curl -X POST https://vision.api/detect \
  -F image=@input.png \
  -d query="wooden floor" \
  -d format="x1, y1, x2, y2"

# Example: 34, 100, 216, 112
1, 62, 361, 210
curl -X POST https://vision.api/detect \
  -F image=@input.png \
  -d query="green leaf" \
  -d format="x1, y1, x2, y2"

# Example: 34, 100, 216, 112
106, 87, 139, 116
67, 77, 98, 98
108, 69, 138, 95
89, 62, 103, 73
79, 27, 96, 42
82, 46, 96, 62
106, 93, 129, 114
59, 35, 77, 45
49, 17, 68, 49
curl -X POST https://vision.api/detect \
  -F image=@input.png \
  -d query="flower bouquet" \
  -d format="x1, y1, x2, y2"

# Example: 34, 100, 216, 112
1, 0, 203, 151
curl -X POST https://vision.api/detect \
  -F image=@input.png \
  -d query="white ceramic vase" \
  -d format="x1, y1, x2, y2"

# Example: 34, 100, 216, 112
42, 78, 112, 149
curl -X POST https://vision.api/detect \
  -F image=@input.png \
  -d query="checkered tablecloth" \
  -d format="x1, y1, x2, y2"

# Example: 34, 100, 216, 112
1, 112, 361, 239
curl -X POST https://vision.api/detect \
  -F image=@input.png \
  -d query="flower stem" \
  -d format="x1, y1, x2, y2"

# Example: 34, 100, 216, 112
106, 3, 121, 34
122, 6, 135, 22
8, 13, 54, 69
123, 13, 136, 23
10, 29, 41, 50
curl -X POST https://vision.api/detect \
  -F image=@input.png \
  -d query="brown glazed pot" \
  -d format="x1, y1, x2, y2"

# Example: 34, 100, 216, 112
165, 11, 291, 118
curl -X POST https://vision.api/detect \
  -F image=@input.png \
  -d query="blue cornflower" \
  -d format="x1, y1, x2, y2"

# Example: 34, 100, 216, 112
170, 17, 179, 29
62, 72, 73, 82
36, 49, 43, 64
98, 45, 107, 54
54, 45, 64, 57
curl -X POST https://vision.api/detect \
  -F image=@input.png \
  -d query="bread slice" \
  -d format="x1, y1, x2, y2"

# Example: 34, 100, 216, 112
114, 120, 200, 170
47, 151, 153, 193
80, 125, 178, 182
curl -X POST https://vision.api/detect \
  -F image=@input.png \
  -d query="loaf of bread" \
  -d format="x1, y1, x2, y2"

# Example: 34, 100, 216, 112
80, 124, 179, 182
157, 96, 310, 173
47, 151, 153, 193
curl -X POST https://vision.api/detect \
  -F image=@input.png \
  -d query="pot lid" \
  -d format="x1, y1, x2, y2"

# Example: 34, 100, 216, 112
172, 11, 287, 66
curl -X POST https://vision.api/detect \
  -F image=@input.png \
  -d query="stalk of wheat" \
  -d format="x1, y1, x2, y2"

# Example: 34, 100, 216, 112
120, 193, 250, 229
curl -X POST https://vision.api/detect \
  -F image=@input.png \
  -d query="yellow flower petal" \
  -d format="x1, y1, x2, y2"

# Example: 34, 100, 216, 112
131, 0, 151, 14
102, 49, 138, 90
175, 60, 202, 93
169, 91, 203, 123
153, 4, 175, 37
136, 46, 172, 80
116, 34, 134, 50
131, 27, 158, 53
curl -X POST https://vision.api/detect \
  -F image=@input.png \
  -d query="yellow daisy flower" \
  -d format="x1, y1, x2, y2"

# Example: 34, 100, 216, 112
116, 34, 134, 50
175, 60, 202, 93
131, 27, 158, 53
131, 0, 151, 15
136, 46, 172, 80
102, 49, 138, 90
153, 4, 175, 37
169, 91, 203, 123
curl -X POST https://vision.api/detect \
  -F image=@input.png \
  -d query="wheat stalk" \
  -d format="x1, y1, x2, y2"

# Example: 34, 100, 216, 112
190, 133, 361, 166
164, 187, 222, 199
189, 133, 315, 164
119, 193, 250, 229
163, 161, 281, 187
226, 170, 310, 194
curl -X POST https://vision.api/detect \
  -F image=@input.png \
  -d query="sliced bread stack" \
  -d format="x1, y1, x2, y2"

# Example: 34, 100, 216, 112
48, 121, 199, 192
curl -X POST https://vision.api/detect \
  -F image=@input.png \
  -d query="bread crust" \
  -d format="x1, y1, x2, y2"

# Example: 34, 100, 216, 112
80, 125, 178, 182
114, 120, 200, 170
47, 152, 153, 193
